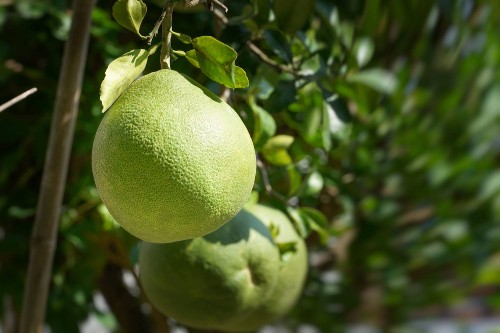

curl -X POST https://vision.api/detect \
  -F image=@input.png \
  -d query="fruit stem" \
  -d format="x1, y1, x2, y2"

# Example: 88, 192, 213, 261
160, 0, 175, 69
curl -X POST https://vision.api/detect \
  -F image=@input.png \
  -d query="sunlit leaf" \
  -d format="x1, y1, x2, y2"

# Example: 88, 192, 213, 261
191, 36, 249, 88
322, 91, 351, 123
171, 30, 192, 44
185, 49, 200, 68
286, 206, 308, 238
249, 99, 276, 149
112, 0, 147, 37
347, 68, 397, 94
298, 207, 329, 243
353, 37, 374, 67
262, 135, 294, 166
100, 48, 149, 112
299, 171, 324, 197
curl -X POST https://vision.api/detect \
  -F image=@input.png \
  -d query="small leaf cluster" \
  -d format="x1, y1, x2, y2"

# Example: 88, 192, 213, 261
101, 0, 248, 112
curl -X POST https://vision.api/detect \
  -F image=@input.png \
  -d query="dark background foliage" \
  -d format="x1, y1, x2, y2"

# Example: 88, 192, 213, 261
1, 0, 500, 332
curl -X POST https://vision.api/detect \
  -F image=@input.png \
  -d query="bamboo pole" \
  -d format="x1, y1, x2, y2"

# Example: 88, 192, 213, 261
19, 0, 96, 331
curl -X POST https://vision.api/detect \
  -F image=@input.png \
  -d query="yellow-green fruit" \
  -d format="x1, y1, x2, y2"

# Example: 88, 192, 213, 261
92, 69, 256, 243
138, 204, 308, 332
235, 204, 308, 329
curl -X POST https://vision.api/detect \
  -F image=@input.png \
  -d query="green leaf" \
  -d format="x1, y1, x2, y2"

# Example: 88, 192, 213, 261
321, 101, 332, 151
262, 135, 294, 166
248, 64, 280, 100
192, 36, 249, 88
347, 68, 397, 94
185, 49, 200, 68
263, 79, 296, 112
322, 91, 351, 123
172, 49, 186, 57
112, 0, 147, 37
171, 30, 192, 44
298, 207, 329, 243
353, 37, 374, 67
286, 206, 308, 238
249, 100, 276, 149
299, 171, 324, 197
287, 165, 302, 196
263, 29, 292, 63
273, 0, 315, 34
253, 0, 272, 24
100, 48, 149, 112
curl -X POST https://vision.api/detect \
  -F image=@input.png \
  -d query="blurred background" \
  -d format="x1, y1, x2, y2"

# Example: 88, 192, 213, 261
1, 0, 500, 332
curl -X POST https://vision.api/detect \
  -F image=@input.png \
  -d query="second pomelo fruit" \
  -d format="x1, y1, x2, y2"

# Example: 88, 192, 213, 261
138, 204, 308, 332
92, 69, 256, 243
232, 204, 308, 329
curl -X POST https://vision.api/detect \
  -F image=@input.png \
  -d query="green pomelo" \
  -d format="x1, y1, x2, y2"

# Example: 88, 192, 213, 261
231, 204, 308, 329
138, 204, 308, 332
92, 69, 256, 243
139, 209, 280, 331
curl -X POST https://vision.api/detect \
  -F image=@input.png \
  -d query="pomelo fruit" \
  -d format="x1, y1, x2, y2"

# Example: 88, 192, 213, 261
138, 204, 308, 332
92, 69, 256, 243
231, 204, 308, 329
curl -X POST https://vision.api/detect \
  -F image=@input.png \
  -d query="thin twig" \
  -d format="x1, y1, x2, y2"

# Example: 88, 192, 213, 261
246, 41, 318, 82
186, 0, 227, 12
256, 155, 273, 195
256, 154, 297, 205
160, 0, 175, 69
146, 9, 168, 45
213, 7, 228, 24
207, 0, 227, 12
19, 0, 95, 331
246, 41, 292, 74
0, 88, 37, 113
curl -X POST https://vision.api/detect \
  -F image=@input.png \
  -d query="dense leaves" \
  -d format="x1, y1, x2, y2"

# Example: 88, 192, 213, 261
1, 0, 500, 332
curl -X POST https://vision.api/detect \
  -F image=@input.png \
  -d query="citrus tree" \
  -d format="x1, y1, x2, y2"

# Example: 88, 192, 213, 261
1, 0, 500, 332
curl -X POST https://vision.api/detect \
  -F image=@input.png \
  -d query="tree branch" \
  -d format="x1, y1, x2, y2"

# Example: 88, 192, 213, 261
98, 263, 152, 333
160, 0, 175, 69
185, 0, 227, 12
246, 41, 294, 74
19, 0, 95, 332
0, 88, 37, 113
256, 155, 290, 204
256, 155, 273, 195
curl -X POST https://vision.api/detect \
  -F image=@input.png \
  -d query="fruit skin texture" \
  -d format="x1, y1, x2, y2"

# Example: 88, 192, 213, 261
92, 69, 256, 243
138, 204, 308, 332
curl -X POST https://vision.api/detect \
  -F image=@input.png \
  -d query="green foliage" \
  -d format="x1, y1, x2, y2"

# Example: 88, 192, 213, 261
112, 0, 147, 37
190, 36, 249, 88
100, 46, 157, 112
1, 0, 500, 332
